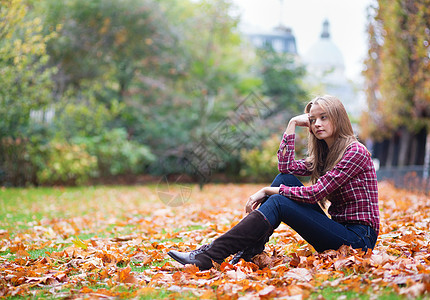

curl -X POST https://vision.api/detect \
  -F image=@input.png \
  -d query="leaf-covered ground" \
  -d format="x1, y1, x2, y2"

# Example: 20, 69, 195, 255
1, 182, 430, 299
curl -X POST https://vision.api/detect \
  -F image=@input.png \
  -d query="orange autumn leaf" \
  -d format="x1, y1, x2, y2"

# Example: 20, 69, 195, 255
116, 266, 137, 284
1, 182, 430, 299
15, 249, 30, 257
183, 264, 199, 274
80, 286, 94, 294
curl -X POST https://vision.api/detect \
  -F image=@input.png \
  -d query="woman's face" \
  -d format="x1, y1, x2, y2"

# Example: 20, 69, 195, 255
308, 103, 335, 147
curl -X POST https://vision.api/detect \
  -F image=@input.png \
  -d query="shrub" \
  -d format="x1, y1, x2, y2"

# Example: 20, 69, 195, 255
36, 142, 98, 185
240, 134, 280, 182
240, 132, 308, 183
72, 128, 155, 177
0, 137, 37, 186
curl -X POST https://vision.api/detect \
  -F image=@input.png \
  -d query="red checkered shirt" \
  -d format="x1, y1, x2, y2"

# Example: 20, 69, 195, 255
278, 133, 380, 234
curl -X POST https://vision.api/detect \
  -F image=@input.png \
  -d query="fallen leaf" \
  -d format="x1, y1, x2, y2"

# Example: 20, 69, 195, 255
116, 266, 137, 284
72, 237, 88, 250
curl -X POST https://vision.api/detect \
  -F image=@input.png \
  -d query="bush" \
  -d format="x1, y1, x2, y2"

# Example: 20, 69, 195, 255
0, 137, 37, 186
36, 142, 98, 185
240, 132, 308, 183
72, 128, 155, 177
240, 134, 280, 182
54, 97, 116, 140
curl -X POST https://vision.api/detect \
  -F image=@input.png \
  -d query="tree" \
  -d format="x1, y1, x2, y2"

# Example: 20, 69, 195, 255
41, 0, 179, 99
361, 0, 430, 168
0, 0, 56, 185
138, 0, 262, 178
1, 0, 309, 185
0, 0, 56, 138
258, 47, 307, 115
32, 0, 179, 180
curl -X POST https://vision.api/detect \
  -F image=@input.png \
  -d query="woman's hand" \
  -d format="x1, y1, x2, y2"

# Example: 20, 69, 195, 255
245, 188, 267, 213
245, 187, 281, 213
291, 114, 311, 128
285, 114, 310, 135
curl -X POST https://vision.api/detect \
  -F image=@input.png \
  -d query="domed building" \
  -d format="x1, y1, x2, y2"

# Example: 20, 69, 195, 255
304, 20, 361, 120
242, 23, 298, 55
241, 17, 362, 122
305, 20, 346, 83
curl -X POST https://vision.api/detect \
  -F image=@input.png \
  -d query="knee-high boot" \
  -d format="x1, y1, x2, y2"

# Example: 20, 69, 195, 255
167, 210, 273, 270
230, 227, 273, 264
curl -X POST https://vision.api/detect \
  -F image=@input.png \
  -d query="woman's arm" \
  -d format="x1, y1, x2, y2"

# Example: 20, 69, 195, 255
245, 114, 314, 212
246, 144, 369, 212
279, 143, 369, 204
278, 114, 312, 175
245, 186, 281, 213
285, 114, 310, 135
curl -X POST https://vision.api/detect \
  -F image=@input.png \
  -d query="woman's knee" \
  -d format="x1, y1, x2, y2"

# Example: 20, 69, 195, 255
259, 194, 304, 228
258, 194, 288, 227
262, 194, 293, 213
271, 173, 303, 187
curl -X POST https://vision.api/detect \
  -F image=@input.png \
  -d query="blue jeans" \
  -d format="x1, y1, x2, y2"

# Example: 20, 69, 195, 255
258, 174, 377, 252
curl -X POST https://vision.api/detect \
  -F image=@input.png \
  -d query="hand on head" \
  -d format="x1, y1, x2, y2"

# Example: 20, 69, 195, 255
291, 114, 310, 128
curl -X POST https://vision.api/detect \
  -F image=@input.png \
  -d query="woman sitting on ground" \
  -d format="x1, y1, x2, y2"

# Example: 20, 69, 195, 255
168, 95, 380, 270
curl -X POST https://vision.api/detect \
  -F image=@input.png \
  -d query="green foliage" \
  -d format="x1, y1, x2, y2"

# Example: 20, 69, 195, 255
35, 141, 98, 185
72, 128, 156, 176
128, 0, 263, 177
240, 131, 309, 182
240, 134, 280, 182
36, 0, 257, 180
53, 98, 155, 177
54, 97, 118, 139
0, 0, 57, 186
41, 0, 178, 94
0, 0, 56, 138
362, 0, 430, 139
0, 0, 310, 186
237, 46, 307, 183
258, 47, 307, 114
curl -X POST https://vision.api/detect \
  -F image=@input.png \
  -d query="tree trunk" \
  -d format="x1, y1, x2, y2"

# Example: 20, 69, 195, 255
409, 133, 418, 165
398, 127, 411, 167
386, 134, 396, 168
423, 131, 430, 179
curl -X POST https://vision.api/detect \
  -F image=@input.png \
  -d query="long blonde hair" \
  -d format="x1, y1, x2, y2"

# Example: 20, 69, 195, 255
305, 95, 357, 184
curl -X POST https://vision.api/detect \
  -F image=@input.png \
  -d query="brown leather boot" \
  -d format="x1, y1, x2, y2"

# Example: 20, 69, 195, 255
167, 210, 273, 270
229, 227, 273, 264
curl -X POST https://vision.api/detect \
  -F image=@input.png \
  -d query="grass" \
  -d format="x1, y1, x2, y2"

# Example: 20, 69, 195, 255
0, 185, 158, 234
0, 185, 421, 299
310, 286, 403, 300
1, 186, 96, 231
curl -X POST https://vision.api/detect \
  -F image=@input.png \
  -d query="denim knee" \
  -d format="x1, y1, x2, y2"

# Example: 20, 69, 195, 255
258, 194, 288, 228
271, 173, 303, 187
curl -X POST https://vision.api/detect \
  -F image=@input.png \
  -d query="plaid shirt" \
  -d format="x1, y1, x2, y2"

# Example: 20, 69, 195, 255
278, 133, 380, 234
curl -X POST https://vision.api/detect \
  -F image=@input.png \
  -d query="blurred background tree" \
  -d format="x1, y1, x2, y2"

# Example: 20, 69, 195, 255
0, 0, 57, 185
0, 0, 308, 186
361, 0, 430, 169
259, 46, 307, 114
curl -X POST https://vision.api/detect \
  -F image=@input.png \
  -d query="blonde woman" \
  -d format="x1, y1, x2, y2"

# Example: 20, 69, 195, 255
168, 95, 380, 270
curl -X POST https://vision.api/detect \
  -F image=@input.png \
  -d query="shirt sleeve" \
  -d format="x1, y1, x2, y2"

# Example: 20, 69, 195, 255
277, 133, 311, 176
279, 143, 368, 203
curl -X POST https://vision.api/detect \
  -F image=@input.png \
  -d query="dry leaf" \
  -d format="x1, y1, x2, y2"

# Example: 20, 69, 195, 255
2, 182, 430, 299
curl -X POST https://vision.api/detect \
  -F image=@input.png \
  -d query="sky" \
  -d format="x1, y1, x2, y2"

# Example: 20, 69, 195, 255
230, 0, 375, 81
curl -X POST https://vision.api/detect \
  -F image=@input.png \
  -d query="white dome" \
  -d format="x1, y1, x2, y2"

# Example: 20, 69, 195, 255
302, 20, 360, 119
305, 38, 345, 71
304, 20, 346, 81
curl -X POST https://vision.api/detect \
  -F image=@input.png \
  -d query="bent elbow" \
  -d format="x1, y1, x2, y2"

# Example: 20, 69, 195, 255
278, 165, 288, 173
